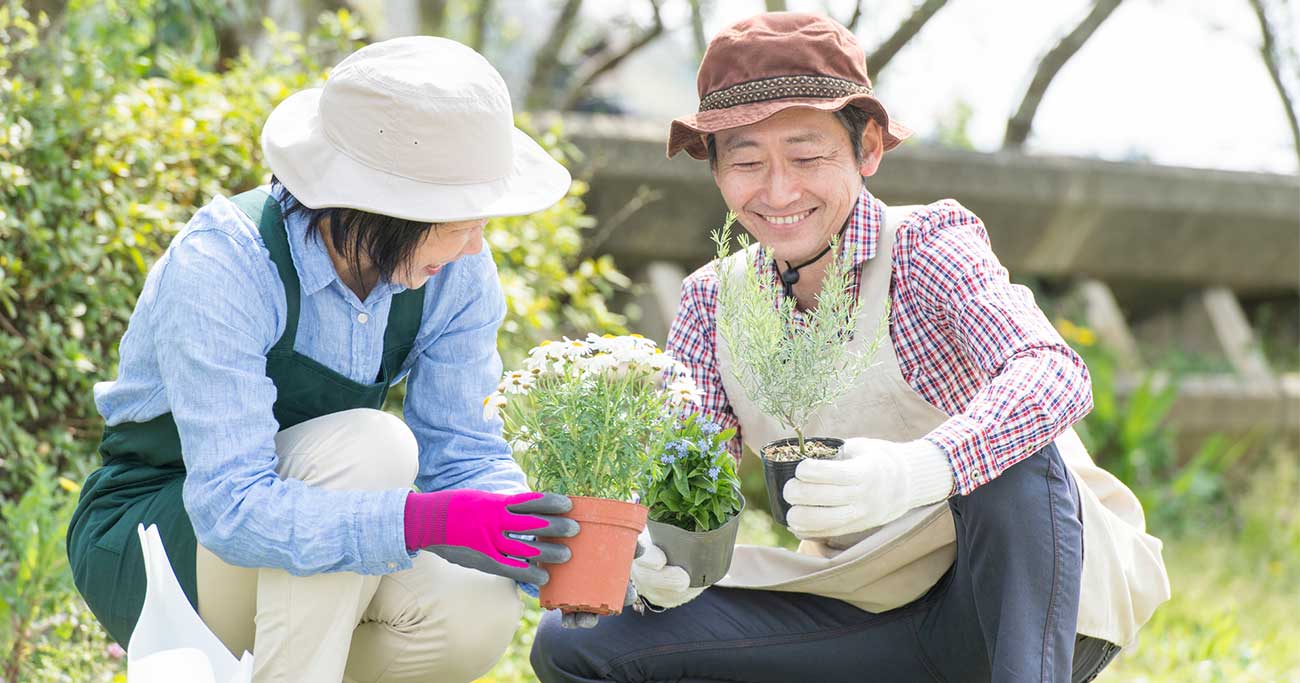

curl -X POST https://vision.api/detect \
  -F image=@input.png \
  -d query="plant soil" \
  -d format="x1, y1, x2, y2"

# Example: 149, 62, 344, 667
762, 440, 839, 462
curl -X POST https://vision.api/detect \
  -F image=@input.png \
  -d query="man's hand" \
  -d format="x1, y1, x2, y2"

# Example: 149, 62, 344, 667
409, 491, 579, 586
630, 532, 704, 610
784, 438, 955, 540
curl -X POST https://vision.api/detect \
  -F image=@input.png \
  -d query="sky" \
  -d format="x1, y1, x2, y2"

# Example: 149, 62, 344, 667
486, 0, 1300, 175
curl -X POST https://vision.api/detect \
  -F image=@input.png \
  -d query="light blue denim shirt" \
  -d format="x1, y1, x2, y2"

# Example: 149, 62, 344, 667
94, 186, 527, 577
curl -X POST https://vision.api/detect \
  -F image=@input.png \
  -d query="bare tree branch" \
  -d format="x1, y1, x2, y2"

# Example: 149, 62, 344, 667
845, 1, 865, 32
1004, 0, 1123, 150
469, 0, 495, 52
1248, 0, 1300, 170
579, 185, 664, 259
559, 0, 665, 111
689, 0, 709, 59
527, 0, 585, 111
419, 0, 448, 35
866, 0, 948, 79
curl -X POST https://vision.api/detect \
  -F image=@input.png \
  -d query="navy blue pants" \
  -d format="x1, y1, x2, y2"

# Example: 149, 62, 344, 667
531, 444, 1121, 682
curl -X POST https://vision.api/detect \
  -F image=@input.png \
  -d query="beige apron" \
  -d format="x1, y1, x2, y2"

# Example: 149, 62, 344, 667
713, 204, 1171, 648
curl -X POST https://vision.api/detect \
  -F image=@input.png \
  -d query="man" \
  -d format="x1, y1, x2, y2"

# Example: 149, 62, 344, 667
532, 12, 1169, 683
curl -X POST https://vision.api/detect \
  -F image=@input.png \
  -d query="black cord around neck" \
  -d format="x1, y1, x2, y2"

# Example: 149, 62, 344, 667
777, 222, 849, 298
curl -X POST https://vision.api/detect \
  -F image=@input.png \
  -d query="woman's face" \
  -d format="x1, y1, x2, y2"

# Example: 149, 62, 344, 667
392, 218, 488, 289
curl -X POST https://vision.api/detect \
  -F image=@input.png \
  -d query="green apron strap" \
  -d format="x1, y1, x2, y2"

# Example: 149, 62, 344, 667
230, 190, 299, 355
381, 287, 426, 380
231, 189, 423, 380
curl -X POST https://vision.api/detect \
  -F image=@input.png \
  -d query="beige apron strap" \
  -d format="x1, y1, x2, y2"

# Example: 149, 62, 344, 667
714, 204, 959, 610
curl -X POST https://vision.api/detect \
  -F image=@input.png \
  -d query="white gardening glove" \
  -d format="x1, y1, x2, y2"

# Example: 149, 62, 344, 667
784, 438, 956, 540
630, 530, 705, 609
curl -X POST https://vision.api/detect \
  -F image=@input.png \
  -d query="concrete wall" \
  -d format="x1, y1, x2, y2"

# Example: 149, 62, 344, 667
562, 114, 1300, 295
556, 114, 1300, 446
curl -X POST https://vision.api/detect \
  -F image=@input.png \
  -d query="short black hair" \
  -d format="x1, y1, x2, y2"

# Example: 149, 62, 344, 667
269, 176, 439, 286
706, 106, 876, 168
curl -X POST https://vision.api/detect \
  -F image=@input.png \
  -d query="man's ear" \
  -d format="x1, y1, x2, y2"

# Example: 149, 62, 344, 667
858, 119, 884, 177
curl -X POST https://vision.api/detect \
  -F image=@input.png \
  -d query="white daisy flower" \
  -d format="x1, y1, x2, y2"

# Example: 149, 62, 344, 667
578, 351, 621, 376
482, 392, 507, 420
555, 337, 591, 359
665, 376, 702, 406
643, 348, 676, 371
502, 369, 535, 394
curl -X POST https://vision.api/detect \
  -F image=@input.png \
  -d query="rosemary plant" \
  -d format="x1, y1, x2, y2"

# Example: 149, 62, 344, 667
711, 212, 888, 458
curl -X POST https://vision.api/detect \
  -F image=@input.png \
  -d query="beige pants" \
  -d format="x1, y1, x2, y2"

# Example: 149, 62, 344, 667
195, 408, 524, 683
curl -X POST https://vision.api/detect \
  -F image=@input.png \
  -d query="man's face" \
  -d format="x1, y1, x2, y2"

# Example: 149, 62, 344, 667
712, 107, 882, 264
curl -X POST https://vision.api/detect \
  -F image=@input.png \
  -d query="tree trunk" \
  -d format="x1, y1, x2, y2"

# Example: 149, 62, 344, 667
215, 0, 269, 73
1004, 0, 1123, 150
469, 0, 495, 52
866, 0, 948, 80
419, 0, 449, 36
1247, 0, 1300, 171
559, 0, 665, 111
526, 0, 585, 111
690, 0, 709, 59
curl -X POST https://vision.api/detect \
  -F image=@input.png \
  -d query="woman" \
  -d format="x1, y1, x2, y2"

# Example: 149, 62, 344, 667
67, 36, 578, 683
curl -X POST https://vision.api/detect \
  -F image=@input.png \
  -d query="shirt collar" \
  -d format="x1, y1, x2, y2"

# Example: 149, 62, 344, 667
845, 187, 883, 267
753, 187, 884, 280
274, 185, 405, 300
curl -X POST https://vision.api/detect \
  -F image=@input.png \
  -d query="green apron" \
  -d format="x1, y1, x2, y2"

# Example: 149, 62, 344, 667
66, 190, 426, 646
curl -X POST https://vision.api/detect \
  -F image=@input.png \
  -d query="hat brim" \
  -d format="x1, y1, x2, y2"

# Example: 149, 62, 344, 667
262, 89, 573, 223
667, 94, 913, 160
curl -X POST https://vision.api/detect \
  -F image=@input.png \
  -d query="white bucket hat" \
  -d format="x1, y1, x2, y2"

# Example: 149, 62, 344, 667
262, 36, 571, 223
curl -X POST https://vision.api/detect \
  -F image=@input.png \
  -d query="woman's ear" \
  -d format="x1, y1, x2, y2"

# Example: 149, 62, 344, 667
858, 119, 885, 177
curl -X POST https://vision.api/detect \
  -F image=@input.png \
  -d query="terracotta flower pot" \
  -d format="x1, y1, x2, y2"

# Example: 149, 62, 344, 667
760, 437, 843, 527
539, 496, 648, 615
646, 493, 745, 587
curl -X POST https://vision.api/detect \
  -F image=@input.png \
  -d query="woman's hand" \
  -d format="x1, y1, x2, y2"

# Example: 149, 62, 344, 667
404, 490, 578, 585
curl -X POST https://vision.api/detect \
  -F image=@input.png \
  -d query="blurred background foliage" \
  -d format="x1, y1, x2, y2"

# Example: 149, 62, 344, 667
0, 0, 627, 498
0, 0, 1296, 681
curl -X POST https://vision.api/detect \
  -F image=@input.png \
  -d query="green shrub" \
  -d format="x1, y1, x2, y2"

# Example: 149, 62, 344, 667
1057, 319, 1249, 533
0, 0, 627, 498
0, 467, 115, 681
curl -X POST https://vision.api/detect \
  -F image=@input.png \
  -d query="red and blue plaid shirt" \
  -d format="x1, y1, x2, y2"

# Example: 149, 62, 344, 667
666, 189, 1093, 495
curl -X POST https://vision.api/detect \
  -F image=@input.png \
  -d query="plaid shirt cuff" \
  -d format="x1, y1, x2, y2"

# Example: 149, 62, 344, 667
924, 416, 995, 496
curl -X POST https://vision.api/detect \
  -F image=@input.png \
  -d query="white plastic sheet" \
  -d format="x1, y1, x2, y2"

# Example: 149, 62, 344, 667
127, 524, 254, 683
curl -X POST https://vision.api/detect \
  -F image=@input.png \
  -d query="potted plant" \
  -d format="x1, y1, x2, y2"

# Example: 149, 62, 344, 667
485, 333, 700, 615
711, 213, 888, 527
643, 412, 745, 587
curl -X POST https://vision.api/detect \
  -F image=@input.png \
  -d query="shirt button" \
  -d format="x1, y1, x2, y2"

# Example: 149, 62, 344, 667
357, 312, 370, 324
386, 562, 396, 570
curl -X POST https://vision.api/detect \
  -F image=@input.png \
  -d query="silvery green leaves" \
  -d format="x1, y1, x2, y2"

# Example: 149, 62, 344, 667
710, 212, 889, 456
643, 413, 743, 532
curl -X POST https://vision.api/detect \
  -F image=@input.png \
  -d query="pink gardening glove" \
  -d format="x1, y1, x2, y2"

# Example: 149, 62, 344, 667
404, 490, 578, 585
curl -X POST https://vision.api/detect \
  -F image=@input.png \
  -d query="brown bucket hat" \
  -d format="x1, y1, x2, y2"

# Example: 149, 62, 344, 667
668, 12, 912, 160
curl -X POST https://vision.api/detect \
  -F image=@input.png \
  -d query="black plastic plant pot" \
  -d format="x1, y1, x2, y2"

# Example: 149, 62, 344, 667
646, 494, 746, 588
760, 437, 844, 527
